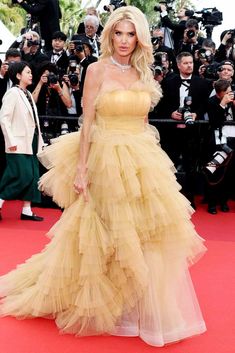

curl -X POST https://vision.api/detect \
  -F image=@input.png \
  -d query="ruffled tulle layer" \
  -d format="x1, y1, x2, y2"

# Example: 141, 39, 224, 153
0, 124, 206, 346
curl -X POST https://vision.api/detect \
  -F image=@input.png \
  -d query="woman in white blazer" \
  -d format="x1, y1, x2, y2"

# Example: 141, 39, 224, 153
0, 61, 44, 221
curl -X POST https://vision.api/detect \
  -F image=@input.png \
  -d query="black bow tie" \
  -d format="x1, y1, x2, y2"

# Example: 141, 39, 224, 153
180, 78, 191, 84
53, 52, 61, 56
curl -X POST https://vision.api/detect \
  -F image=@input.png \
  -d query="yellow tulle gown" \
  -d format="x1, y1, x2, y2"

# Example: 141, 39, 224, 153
0, 85, 207, 346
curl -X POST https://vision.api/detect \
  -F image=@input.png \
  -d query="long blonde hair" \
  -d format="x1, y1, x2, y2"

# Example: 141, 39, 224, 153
100, 6, 162, 107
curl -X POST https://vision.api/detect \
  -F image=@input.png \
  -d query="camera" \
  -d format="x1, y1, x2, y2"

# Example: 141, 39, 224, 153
178, 96, 194, 125
153, 52, 168, 76
154, 0, 173, 12
69, 60, 77, 73
104, 0, 126, 12
47, 72, 59, 85
68, 73, 79, 86
186, 30, 195, 39
195, 7, 223, 27
27, 39, 40, 47
73, 40, 84, 52
198, 48, 213, 62
151, 36, 163, 46
202, 63, 218, 80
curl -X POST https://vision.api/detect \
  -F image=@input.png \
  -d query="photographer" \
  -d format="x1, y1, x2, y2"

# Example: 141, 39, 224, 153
157, 52, 210, 207
159, 4, 193, 52
68, 35, 98, 96
178, 19, 204, 55
32, 61, 72, 136
151, 28, 176, 71
14, 0, 61, 51
63, 60, 82, 118
194, 39, 218, 89
77, 7, 103, 37
152, 51, 176, 84
74, 15, 100, 58
11, 30, 48, 78
204, 79, 235, 214
214, 30, 235, 63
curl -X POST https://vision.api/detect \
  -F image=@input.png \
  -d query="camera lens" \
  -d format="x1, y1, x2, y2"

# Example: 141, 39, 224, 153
186, 30, 195, 39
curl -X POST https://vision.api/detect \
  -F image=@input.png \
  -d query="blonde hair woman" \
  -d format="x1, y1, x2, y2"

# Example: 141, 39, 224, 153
0, 6, 206, 347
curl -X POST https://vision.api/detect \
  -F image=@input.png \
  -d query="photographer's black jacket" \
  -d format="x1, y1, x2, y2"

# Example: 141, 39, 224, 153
19, 0, 61, 51
157, 74, 210, 120
208, 95, 235, 129
160, 16, 187, 53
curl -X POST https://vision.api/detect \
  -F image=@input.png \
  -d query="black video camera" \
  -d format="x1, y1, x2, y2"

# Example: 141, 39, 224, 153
195, 7, 223, 27
104, 0, 126, 12
178, 96, 194, 125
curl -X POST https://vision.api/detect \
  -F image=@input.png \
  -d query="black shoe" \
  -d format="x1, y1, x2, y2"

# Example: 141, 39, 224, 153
208, 206, 217, 215
20, 213, 44, 221
220, 203, 230, 212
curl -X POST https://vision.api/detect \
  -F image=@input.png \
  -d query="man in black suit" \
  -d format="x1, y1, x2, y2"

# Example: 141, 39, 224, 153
158, 51, 210, 207
46, 31, 69, 75
15, 0, 61, 51
76, 15, 101, 58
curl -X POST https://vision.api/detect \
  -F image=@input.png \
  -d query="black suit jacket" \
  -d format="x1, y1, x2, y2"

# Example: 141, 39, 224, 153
79, 55, 98, 95
158, 74, 210, 120
45, 50, 69, 74
20, 0, 61, 51
208, 95, 235, 129
0, 77, 8, 109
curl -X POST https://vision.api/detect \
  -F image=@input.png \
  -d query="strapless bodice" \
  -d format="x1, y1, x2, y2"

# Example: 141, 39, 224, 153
95, 89, 151, 133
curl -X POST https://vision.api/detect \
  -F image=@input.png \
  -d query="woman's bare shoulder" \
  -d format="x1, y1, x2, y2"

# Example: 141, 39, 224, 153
87, 60, 107, 75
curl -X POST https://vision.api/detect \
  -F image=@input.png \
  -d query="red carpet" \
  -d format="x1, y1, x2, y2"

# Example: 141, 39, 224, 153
0, 199, 235, 353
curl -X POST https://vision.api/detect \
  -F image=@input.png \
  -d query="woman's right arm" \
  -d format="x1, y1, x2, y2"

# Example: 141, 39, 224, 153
73, 62, 103, 201
32, 73, 48, 103
0, 89, 18, 151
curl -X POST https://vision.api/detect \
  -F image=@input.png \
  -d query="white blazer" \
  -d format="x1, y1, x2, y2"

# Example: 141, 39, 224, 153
0, 86, 44, 154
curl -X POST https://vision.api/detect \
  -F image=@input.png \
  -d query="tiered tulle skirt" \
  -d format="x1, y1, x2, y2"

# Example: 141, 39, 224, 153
0, 124, 206, 346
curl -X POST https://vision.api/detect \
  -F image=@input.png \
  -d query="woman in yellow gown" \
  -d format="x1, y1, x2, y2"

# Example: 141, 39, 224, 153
0, 6, 207, 346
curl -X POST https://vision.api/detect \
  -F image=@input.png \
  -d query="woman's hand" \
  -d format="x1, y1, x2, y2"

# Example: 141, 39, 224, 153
73, 167, 89, 202
9, 146, 17, 152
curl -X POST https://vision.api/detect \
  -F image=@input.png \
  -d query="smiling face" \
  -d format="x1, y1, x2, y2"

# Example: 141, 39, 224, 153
112, 20, 138, 60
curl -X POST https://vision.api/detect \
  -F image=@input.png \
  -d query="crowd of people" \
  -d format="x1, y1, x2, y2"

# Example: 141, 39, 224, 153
0, 3, 235, 217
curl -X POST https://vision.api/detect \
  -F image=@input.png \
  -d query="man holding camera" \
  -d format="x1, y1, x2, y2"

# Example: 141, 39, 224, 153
68, 35, 97, 96
158, 51, 210, 207
205, 79, 235, 214
159, 4, 193, 53
215, 30, 235, 63
10, 30, 48, 78
178, 19, 204, 56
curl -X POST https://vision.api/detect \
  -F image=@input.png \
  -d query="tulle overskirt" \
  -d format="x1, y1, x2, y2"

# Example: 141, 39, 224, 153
0, 124, 206, 346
